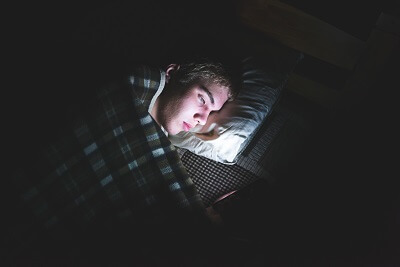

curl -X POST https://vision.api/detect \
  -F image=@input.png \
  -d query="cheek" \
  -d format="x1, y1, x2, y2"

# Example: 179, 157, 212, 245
178, 97, 198, 114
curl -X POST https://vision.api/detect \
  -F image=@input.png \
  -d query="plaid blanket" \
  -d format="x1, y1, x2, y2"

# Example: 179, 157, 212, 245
6, 65, 206, 259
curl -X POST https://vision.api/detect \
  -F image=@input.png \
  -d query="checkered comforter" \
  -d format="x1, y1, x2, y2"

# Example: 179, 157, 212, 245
6, 66, 206, 256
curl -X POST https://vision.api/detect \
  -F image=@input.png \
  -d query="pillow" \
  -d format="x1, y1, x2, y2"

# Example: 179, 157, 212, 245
169, 51, 303, 164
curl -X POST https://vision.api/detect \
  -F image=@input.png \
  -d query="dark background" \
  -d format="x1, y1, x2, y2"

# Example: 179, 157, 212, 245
3, 0, 399, 265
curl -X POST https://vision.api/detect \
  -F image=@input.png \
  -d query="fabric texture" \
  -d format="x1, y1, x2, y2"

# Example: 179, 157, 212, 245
179, 149, 259, 207
169, 53, 303, 164
6, 65, 206, 258
176, 106, 293, 208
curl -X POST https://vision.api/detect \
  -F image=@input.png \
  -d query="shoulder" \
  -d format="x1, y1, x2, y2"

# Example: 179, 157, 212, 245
125, 65, 166, 106
127, 65, 163, 88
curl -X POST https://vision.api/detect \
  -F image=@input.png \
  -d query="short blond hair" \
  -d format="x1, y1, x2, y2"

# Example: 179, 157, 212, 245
169, 58, 239, 101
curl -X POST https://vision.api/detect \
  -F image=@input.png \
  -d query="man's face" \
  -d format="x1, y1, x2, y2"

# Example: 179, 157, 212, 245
162, 82, 229, 135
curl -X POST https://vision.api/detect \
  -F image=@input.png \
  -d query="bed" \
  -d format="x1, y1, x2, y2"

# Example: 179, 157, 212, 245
7, 0, 395, 222
163, 0, 399, 208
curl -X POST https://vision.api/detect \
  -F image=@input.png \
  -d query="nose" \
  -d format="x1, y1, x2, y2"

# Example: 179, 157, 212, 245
194, 111, 210, 125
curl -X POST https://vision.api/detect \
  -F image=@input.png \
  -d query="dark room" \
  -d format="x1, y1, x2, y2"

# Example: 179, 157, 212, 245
3, 0, 399, 266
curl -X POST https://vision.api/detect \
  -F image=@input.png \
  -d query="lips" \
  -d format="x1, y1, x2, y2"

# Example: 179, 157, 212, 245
183, 122, 193, 132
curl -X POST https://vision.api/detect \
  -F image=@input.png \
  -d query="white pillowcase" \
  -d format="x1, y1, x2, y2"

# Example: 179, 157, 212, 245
168, 56, 296, 164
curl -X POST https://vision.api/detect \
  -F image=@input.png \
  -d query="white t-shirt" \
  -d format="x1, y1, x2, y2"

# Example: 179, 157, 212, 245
148, 70, 168, 136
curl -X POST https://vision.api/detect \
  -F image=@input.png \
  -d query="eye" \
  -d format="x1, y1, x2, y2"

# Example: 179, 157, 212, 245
198, 95, 205, 105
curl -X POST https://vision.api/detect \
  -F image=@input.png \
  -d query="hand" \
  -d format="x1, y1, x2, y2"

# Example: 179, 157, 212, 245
205, 206, 223, 226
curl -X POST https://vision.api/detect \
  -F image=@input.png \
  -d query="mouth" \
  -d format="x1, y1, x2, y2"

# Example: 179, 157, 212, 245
183, 121, 193, 132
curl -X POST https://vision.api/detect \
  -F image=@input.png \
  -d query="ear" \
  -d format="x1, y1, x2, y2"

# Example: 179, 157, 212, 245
165, 64, 180, 83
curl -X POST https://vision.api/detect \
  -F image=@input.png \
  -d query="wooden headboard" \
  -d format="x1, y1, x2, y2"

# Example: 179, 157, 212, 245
235, 0, 400, 114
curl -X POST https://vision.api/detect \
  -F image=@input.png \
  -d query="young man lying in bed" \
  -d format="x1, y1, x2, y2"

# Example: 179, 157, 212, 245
5, 58, 238, 261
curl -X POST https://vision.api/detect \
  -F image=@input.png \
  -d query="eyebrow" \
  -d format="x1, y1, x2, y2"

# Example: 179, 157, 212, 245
199, 85, 215, 105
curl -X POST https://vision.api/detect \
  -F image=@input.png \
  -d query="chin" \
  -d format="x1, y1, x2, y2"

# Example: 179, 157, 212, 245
169, 129, 181, 135
164, 123, 182, 136
163, 126, 175, 135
